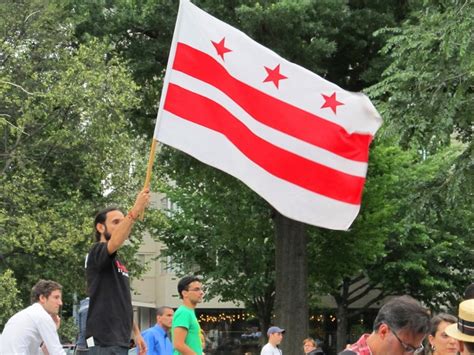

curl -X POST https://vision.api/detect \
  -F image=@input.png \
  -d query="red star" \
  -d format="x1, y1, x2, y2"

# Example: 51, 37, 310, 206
211, 37, 232, 61
321, 92, 344, 114
263, 64, 287, 89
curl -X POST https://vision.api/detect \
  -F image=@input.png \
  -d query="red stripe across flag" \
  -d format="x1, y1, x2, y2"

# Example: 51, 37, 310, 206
165, 83, 366, 204
154, 0, 382, 230
173, 42, 372, 163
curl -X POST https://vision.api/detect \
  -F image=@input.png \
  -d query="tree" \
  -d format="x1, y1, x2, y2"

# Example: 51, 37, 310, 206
0, 269, 22, 329
68, 0, 180, 134
1, 0, 149, 312
369, 0, 473, 194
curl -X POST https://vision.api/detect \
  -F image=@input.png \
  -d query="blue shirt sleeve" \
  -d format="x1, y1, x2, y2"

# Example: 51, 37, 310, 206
142, 328, 157, 355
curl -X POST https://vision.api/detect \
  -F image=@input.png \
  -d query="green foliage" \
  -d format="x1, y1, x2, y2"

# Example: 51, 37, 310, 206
68, 0, 180, 134
1, 0, 149, 310
0, 269, 22, 329
368, 0, 473, 193
58, 316, 79, 344
236, 0, 344, 74
310, 142, 472, 310
379, 144, 473, 308
309, 142, 418, 294
360, 0, 473, 311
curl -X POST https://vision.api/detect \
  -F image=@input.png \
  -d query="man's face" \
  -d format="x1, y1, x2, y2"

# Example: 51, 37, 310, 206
269, 332, 283, 346
97, 210, 124, 241
39, 289, 62, 315
184, 281, 204, 304
377, 324, 425, 355
157, 308, 174, 331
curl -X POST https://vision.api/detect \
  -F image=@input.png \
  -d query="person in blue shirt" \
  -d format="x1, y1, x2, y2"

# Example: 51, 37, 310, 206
142, 306, 174, 355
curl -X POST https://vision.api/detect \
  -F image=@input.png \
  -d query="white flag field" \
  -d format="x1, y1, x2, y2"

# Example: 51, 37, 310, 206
154, 0, 382, 230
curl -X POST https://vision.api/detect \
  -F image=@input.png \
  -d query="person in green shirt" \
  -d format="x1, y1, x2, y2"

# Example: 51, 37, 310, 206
172, 276, 205, 355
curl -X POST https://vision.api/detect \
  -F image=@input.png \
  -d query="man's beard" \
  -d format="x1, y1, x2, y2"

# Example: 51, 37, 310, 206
104, 226, 112, 241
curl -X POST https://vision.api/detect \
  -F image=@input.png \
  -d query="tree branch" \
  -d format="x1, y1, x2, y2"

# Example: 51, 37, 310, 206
1, 130, 23, 175
0, 116, 29, 136
129, 27, 159, 39
24, 10, 41, 24
0, 80, 39, 96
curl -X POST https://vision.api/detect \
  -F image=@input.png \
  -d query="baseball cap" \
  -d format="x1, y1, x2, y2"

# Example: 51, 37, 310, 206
267, 326, 285, 335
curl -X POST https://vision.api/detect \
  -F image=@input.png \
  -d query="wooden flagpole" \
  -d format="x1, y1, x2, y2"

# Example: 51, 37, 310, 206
140, 138, 158, 220
144, 138, 158, 188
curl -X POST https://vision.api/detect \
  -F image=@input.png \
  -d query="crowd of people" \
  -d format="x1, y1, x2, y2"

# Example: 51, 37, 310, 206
0, 188, 472, 355
264, 291, 473, 355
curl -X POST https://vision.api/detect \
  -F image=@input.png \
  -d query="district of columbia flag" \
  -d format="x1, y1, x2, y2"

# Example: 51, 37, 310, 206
154, 0, 382, 230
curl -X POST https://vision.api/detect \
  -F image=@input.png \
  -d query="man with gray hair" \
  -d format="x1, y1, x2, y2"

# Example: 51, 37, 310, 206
0, 280, 66, 355
141, 306, 174, 355
339, 295, 430, 355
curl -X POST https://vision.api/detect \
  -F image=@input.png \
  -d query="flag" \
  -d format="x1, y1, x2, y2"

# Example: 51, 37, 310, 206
154, 0, 382, 230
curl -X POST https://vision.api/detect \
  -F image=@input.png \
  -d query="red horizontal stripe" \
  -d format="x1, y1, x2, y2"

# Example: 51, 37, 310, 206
164, 83, 365, 204
172, 42, 372, 162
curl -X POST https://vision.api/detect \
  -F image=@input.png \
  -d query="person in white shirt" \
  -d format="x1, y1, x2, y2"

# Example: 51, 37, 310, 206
260, 326, 284, 355
0, 279, 66, 355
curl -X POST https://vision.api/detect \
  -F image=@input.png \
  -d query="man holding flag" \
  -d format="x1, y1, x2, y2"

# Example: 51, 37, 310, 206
85, 188, 150, 355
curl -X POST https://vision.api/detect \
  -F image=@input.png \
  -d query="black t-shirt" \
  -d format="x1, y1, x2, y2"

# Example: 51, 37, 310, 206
86, 242, 133, 347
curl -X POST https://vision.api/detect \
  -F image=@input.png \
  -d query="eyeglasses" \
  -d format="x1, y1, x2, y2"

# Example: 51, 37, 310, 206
187, 287, 205, 293
390, 327, 424, 354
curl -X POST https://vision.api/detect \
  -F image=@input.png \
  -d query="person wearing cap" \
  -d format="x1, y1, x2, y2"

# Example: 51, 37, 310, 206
339, 295, 430, 355
445, 299, 474, 355
261, 326, 284, 355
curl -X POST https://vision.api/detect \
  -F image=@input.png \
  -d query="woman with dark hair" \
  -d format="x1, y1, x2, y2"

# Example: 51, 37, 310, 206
427, 313, 459, 355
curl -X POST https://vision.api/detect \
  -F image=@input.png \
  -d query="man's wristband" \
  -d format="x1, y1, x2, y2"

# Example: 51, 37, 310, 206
127, 210, 138, 221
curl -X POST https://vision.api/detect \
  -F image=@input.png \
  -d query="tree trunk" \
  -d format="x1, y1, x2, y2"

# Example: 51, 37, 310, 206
274, 211, 308, 354
336, 302, 349, 352
335, 278, 351, 352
